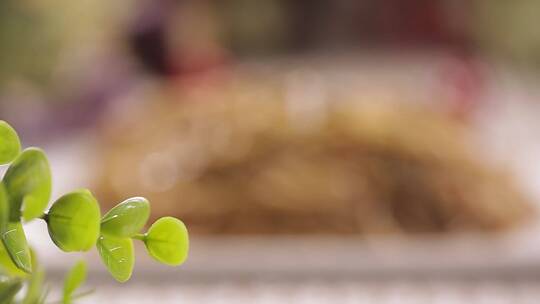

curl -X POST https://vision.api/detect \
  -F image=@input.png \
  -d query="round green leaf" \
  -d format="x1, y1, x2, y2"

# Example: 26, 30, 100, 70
3, 148, 51, 221
63, 260, 87, 302
46, 190, 101, 252
0, 121, 21, 165
1, 222, 31, 273
144, 217, 189, 266
96, 235, 134, 282
101, 197, 150, 238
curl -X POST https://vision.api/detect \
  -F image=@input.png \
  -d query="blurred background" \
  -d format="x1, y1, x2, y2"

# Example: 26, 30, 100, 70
3, 0, 540, 302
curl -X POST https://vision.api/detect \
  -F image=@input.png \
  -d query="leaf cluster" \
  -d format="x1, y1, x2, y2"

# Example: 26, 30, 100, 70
0, 121, 189, 303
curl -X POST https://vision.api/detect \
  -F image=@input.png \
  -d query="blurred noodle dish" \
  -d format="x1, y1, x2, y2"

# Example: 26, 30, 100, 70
93, 73, 533, 236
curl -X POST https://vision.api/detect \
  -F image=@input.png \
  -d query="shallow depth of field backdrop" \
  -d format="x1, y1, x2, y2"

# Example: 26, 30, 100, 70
3, 0, 540, 303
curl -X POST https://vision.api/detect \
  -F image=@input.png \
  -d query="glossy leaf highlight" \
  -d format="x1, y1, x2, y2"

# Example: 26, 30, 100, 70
1, 222, 31, 273
101, 197, 150, 238
0, 241, 27, 277
96, 235, 134, 283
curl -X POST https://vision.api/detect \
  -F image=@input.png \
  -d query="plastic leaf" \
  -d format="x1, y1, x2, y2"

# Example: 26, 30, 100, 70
0, 222, 31, 273
0, 183, 8, 233
0, 278, 23, 304
3, 148, 51, 221
46, 190, 100, 252
63, 260, 87, 304
101, 197, 150, 238
0, 120, 21, 165
0, 241, 27, 277
144, 217, 189, 266
22, 255, 45, 304
96, 235, 134, 283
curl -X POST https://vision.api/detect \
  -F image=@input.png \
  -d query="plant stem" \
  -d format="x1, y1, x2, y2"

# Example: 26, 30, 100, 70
48, 289, 95, 304
70, 289, 96, 301
40, 213, 48, 222
132, 234, 146, 241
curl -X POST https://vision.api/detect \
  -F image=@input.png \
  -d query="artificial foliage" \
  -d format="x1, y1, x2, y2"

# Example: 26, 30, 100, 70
0, 120, 189, 303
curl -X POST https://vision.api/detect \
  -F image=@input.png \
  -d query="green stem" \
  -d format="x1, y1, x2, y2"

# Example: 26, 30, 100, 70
49, 289, 95, 304
70, 289, 96, 301
132, 234, 146, 241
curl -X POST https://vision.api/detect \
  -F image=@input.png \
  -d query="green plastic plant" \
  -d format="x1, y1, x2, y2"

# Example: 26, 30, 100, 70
0, 120, 189, 303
